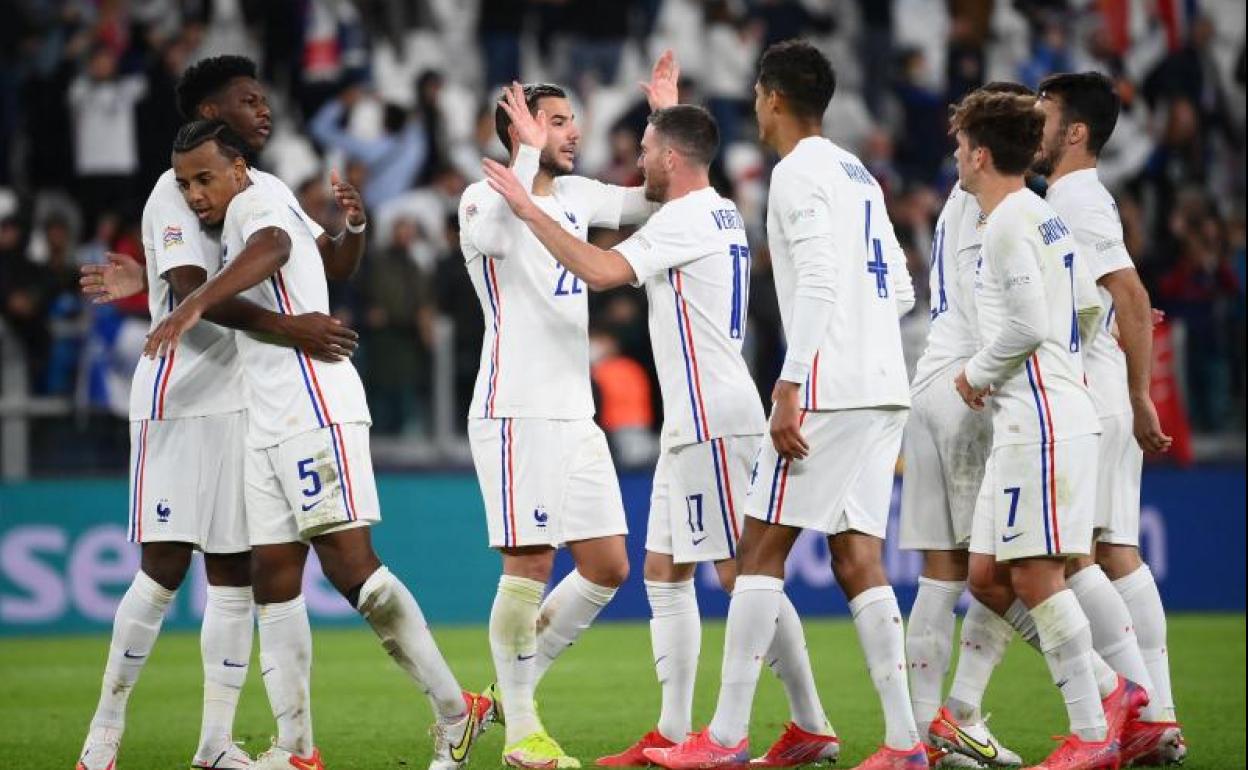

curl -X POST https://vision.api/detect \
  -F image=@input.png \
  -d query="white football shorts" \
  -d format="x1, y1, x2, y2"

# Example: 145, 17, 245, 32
646, 435, 759, 563
970, 434, 1098, 561
745, 408, 907, 538
899, 372, 993, 551
127, 411, 249, 553
468, 417, 628, 548
245, 422, 380, 545
1094, 410, 1143, 546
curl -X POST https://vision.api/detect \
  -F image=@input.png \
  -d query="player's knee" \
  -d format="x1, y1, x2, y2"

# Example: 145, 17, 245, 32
582, 558, 630, 589
204, 551, 252, 587
968, 559, 1009, 612
1095, 543, 1142, 580
140, 542, 193, 591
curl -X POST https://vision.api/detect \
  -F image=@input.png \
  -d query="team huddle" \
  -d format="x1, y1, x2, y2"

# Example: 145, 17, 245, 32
75, 39, 1183, 770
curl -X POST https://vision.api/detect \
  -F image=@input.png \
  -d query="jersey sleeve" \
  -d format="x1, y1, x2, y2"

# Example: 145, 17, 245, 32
772, 167, 839, 383
1072, 204, 1134, 281
144, 188, 213, 277
613, 207, 701, 286
458, 144, 541, 260
965, 214, 1049, 389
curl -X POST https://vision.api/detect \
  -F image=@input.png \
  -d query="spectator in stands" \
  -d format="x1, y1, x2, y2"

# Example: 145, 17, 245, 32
310, 84, 429, 210
361, 216, 436, 435
68, 44, 146, 231
590, 323, 656, 467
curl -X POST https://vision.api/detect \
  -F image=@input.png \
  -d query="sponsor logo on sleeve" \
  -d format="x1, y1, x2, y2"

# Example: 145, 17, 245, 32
162, 226, 184, 248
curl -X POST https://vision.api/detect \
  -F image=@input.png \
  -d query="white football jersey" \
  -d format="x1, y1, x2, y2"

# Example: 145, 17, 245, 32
766, 137, 912, 411
614, 187, 766, 449
221, 183, 370, 448
1045, 169, 1134, 418
129, 169, 244, 421
458, 147, 655, 420
967, 189, 1099, 447
911, 185, 987, 393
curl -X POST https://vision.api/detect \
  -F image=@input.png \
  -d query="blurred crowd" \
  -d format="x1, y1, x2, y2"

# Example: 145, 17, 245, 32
0, 0, 1244, 471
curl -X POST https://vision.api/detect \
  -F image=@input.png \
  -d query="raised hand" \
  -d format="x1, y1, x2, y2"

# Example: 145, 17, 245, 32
497, 81, 548, 152
482, 157, 539, 221
330, 168, 366, 228
80, 252, 145, 303
640, 49, 680, 111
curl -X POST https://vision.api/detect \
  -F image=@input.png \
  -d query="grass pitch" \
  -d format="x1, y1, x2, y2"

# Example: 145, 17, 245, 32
2, 614, 1242, 769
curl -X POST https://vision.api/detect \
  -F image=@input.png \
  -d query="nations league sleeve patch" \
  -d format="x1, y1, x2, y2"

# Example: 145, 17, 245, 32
162, 225, 184, 248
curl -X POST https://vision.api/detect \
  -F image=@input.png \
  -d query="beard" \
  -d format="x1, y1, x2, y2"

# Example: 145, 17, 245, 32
539, 148, 575, 177
1031, 142, 1060, 177
643, 175, 666, 202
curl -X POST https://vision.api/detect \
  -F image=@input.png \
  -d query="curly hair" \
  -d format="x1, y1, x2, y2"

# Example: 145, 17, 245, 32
175, 56, 258, 120
757, 39, 837, 120
949, 91, 1043, 175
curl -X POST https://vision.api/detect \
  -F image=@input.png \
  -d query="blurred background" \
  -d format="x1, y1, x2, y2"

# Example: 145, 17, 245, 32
0, 0, 1244, 635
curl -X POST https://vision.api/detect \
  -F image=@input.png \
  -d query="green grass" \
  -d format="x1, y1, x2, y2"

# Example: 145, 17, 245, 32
2, 614, 1242, 769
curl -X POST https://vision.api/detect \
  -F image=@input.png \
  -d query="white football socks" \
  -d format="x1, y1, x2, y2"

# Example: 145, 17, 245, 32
708, 575, 783, 746
1114, 564, 1176, 721
851, 585, 921, 750
89, 570, 175, 731
905, 577, 965, 727
490, 575, 545, 743
197, 584, 253, 757
356, 566, 465, 721
646, 579, 701, 742
1006, 597, 1118, 697
945, 597, 1014, 724
1069, 565, 1161, 721
769, 594, 833, 735
1031, 590, 1107, 742
533, 570, 617, 683
258, 595, 314, 756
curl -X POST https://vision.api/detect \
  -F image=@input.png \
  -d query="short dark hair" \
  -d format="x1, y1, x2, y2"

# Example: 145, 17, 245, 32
949, 91, 1044, 175
980, 81, 1035, 97
172, 120, 252, 163
757, 39, 837, 120
494, 83, 568, 153
647, 106, 719, 167
175, 55, 258, 120
1038, 71, 1121, 156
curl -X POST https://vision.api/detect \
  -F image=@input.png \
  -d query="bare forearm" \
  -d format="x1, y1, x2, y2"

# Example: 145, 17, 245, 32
186, 247, 288, 316
1108, 277, 1154, 400
320, 230, 366, 280
201, 298, 291, 338
521, 208, 628, 290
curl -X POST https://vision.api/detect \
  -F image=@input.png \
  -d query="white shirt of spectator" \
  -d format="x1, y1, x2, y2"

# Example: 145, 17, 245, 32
911, 184, 987, 393
767, 136, 914, 411
129, 168, 245, 422
68, 75, 147, 176
614, 187, 766, 450
1045, 168, 1135, 418
966, 188, 1100, 447
221, 183, 370, 448
458, 144, 655, 420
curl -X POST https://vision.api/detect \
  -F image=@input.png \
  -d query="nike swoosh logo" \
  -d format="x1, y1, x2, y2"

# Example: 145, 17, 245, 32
288, 756, 319, 770
1001, 532, 1024, 543
123, 649, 147, 659
946, 720, 999, 759
223, 658, 247, 668
654, 655, 668, 666
261, 667, 276, 677
301, 499, 325, 512
692, 536, 708, 546
517, 654, 535, 661
449, 698, 481, 762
